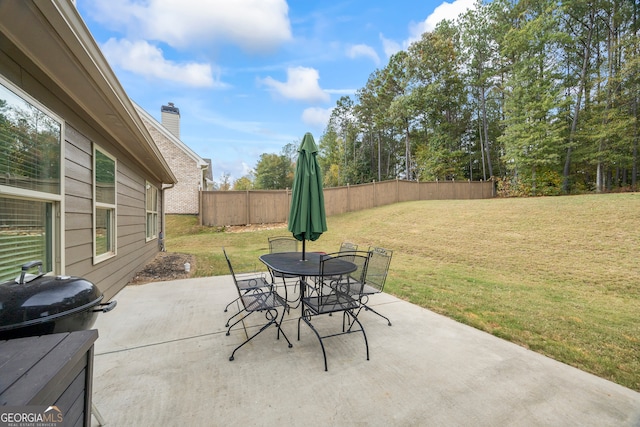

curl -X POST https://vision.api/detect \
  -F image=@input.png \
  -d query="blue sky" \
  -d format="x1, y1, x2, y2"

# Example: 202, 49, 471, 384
76, 0, 475, 184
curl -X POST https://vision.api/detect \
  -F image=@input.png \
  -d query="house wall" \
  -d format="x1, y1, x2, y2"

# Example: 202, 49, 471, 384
0, 42, 163, 300
141, 116, 201, 214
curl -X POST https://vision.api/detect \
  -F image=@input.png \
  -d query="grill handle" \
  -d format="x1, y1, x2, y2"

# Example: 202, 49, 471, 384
93, 300, 118, 313
19, 261, 44, 285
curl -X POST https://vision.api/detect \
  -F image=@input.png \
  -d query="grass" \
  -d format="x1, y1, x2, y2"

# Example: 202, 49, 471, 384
164, 193, 640, 391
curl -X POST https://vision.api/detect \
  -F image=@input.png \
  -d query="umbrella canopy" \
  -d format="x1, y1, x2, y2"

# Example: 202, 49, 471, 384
288, 132, 327, 259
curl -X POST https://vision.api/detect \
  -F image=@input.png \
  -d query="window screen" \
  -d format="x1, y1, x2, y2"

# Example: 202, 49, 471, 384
146, 182, 158, 240
0, 82, 61, 194
0, 198, 52, 282
94, 147, 116, 261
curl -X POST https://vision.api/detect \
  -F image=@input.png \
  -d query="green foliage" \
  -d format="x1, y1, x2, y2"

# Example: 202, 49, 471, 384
290, 0, 640, 193
253, 153, 293, 190
232, 175, 253, 191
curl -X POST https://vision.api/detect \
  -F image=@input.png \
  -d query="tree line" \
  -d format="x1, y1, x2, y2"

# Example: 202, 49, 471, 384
228, 0, 638, 196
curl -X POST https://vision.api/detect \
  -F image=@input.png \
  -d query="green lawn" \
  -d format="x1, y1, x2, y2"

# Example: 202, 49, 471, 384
164, 193, 640, 391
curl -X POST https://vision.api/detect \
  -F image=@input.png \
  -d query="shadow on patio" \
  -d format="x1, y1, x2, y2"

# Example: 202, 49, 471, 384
90, 276, 640, 426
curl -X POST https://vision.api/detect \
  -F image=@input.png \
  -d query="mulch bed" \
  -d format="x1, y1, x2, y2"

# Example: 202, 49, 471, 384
128, 252, 195, 285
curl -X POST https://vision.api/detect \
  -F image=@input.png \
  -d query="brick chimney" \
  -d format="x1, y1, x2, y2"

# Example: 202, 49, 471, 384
161, 102, 180, 139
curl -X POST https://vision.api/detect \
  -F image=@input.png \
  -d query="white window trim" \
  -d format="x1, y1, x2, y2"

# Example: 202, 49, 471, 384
93, 145, 117, 264
0, 75, 65, 276
145, 181, 158, 242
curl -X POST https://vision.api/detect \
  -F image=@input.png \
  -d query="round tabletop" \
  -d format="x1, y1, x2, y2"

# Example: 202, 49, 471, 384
259, 252, 357, 277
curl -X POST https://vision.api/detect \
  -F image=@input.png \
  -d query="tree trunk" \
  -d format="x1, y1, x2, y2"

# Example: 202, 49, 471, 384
480, 85, 493, 178
405, 118, 411, 180
563, 11, 594, 193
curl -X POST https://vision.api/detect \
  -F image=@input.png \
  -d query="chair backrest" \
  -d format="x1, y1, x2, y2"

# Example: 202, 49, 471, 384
223, 247, 270, 297
222, 247, 239, 285
268, 236, 298, 253
339, 242, 358, 253
365, 247, 392, 292
320, 251, 370, 294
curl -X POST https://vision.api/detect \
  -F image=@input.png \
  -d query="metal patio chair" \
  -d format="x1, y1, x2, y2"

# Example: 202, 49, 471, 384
268, 236, 299, 254
224, 248, 293, 361
341, 246, 393, 326
222, 248, 272, 328
268, 236, 301, 302
339, 241, 358, 253
297, 251, 370, 371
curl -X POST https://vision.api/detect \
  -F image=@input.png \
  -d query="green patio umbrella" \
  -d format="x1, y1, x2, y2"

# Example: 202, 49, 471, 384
288, 132, 327, 260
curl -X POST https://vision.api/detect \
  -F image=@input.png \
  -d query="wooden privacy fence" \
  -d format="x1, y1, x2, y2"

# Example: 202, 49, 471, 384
199, 179, 495, 226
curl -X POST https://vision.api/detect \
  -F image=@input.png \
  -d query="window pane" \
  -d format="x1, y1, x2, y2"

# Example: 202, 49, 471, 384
146, 184, 158, 240
146, 212, 155, 239
0, 197, 52, 282
0, 82, 61, 194
95, 150, 115, 204
95, 207, 113, 256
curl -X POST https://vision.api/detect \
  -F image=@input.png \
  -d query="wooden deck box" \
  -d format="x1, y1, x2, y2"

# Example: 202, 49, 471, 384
0, 330, 98, 426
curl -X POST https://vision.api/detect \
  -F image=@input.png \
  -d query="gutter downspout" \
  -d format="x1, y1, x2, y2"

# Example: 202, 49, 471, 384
160, 183, 175, 251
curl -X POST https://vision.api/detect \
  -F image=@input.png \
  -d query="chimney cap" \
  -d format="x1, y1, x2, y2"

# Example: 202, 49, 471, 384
161, 102, 180, 115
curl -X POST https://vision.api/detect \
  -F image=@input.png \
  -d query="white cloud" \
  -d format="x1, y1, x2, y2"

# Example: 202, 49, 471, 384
408, 0, 476, 43
85, 0, 292, 52
379, 34, 402, 58
101, 38, 222, 88
347, 44, 381, 65
325, 88, 357, 95
380, 0, 476, 58
302, 107, 333, 128
260, 67, 330, 103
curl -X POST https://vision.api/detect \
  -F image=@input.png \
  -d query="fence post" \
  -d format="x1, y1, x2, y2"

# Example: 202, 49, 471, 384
246, 190, 250, 225
285, 188, 289, 224
198, 190, 203, 226
373, 180, 377, 208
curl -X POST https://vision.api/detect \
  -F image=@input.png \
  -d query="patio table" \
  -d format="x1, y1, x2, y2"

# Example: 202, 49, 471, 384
259, 252, 357, 313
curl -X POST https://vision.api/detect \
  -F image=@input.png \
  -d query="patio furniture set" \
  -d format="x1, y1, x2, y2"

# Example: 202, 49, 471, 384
222, 237, 393, 371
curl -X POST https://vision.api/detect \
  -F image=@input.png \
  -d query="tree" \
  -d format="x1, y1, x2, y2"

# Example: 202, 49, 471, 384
317, 124, 343, 187
253, 153, 293, 189
407, 21, 470, 181
233, 175, 253, 190
498, 0, 566, 194
315, 0, 640, 194
459, 0, 507, 180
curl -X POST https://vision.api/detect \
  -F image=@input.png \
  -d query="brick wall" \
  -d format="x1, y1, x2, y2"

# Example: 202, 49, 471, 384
141, 116, 201, 214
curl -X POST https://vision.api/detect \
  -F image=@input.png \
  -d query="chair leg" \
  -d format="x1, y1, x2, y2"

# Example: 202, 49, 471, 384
226, 310, 253, 336
229, 308, 292, 361
363, 303, 392, 326
347, 310, 370, 361
276, 304, 293, 348
299, 316, 329, 371
227, 310, 293, 361
224, 296, 240, 312
225, 306, 247, 329
279, 278, 301, 309
229, 318, 276, 361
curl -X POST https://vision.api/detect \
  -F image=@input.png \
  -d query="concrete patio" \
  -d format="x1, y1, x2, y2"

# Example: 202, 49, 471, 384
90, 275, 640, 426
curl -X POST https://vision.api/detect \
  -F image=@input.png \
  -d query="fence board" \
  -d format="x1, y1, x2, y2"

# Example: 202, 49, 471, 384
199, 179, 494, 226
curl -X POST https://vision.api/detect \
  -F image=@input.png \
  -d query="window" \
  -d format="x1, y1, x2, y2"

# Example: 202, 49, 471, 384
146, 182, 158, 241
0, 78, 62, 282
94, 147, 116, 262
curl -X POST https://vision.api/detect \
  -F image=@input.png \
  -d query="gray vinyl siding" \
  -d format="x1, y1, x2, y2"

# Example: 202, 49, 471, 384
64, 126, 163, 300
1, 51, 164, 301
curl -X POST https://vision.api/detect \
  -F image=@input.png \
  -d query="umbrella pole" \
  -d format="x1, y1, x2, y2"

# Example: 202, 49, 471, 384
302, 239, 306, 261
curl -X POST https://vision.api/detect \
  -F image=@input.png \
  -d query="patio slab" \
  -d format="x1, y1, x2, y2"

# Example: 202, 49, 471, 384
90, 276, 640, 426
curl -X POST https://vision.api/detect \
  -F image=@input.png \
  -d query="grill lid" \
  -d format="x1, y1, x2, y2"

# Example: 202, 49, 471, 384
0, 261, 103, 332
